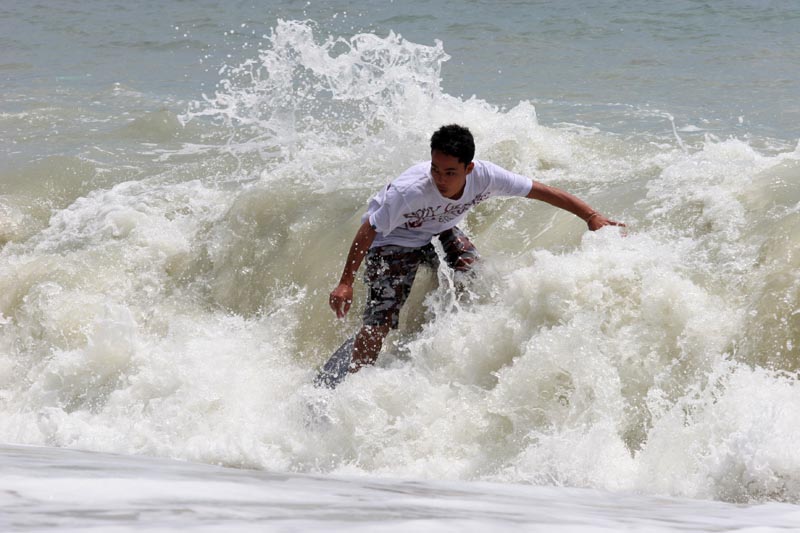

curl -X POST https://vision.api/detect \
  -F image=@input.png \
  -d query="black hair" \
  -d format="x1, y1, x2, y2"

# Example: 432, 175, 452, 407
430, 124, 475, 165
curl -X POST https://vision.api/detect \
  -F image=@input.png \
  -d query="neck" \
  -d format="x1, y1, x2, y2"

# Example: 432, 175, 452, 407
448, 183, 466, 200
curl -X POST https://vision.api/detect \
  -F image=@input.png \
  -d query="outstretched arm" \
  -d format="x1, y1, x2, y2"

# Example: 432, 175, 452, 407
526, 182, 624, 231
329, 220, 377, 318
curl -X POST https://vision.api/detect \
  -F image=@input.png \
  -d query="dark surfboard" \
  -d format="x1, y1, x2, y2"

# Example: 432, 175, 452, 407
313, 336, 355, 389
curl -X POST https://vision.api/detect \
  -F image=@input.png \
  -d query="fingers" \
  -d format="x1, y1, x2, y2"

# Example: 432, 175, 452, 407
588, 215, 626, 231
329, 294, 341, 316
329, 292, 352, 319
337, 298, 351, 318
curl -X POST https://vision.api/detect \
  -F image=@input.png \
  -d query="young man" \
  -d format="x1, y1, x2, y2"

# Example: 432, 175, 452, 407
328, 124, 623, 375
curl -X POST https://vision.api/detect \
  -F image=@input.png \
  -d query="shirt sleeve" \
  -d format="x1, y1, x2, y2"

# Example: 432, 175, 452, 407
365, 183, 409, 236
481, 160, 534, 197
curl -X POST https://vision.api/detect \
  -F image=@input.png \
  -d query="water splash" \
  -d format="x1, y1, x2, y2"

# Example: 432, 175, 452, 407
2, 18, 800, 506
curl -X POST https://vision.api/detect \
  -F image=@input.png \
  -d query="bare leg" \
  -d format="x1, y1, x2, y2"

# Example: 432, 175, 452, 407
350, 324, 391, 373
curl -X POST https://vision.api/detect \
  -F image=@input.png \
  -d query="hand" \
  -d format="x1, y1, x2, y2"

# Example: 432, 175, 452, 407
329, 283, 354, 319
586, 212, 625, 231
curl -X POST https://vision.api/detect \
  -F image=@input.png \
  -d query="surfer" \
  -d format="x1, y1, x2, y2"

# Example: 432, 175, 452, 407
326, 124, 624, 380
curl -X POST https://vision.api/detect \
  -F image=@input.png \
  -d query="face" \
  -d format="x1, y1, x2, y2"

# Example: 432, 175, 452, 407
430, 150, 474, 199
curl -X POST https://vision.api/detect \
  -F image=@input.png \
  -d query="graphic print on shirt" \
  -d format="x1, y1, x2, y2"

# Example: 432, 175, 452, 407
401, 192, 492, 229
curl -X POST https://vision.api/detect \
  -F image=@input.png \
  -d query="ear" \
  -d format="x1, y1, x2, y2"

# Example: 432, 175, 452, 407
465, 162, 475, 174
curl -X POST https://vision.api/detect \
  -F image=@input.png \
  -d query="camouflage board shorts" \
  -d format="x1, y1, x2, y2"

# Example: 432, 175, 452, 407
362, 226, 479, 329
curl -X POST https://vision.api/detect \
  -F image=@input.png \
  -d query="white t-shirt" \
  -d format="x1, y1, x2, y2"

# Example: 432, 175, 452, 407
363, 159, 533, 248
